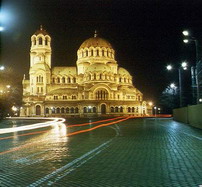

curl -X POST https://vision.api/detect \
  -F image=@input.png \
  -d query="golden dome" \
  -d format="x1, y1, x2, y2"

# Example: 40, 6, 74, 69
118, 67, 131, 76
85, 63, 110, 73
79, 36, 113, 50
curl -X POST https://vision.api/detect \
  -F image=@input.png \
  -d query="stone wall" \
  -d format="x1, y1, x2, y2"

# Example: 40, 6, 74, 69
173, 104, 202, 129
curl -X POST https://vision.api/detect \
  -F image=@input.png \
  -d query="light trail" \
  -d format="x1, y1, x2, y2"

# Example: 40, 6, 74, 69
0, 118, 65, 135
0, 117, 123, 141
67, 116, 124, 127
67, 117, 130, 136
0, 117, 130, 155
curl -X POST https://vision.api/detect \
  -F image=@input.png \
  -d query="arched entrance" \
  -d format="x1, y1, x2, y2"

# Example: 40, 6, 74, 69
101, 104, 106, 114
36, 105, 41, 115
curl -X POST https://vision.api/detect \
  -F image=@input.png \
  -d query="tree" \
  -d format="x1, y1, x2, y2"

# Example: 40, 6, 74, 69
159, 85, 179, 114
0, 66, 22, 119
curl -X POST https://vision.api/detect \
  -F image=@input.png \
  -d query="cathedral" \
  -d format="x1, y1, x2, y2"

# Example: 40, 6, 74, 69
20, 26, 152, 117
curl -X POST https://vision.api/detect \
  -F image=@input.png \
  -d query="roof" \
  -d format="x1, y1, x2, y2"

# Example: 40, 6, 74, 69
34, 25, 49, 36
118, 67, 131, 76
79, 36, 113, 50
85, 63, 110, 73
52, 67, 77, 75
48, 88, 77, 95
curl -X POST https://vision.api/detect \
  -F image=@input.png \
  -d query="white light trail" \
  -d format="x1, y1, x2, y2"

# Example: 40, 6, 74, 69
0, 117, 66, 135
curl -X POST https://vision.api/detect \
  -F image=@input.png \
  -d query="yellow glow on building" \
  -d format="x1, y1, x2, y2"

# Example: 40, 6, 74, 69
20, 27, 152, 117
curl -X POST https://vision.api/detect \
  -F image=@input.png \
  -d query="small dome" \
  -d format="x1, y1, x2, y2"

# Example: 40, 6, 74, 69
118, 67, 131, 76
34, 25, 49, 36
85, 63, 110, 73
79, 36, 113, 50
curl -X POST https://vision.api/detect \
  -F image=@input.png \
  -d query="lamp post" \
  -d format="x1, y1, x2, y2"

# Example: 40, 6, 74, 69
166, 62, 188, 107
154, 106, 157, 117
182, 30, 200, 104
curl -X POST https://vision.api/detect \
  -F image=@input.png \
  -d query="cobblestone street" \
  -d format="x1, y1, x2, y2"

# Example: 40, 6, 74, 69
0, 117, 202, 186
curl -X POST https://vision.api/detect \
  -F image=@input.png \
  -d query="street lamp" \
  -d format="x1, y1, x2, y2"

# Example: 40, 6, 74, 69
0, 66, 5, 70
182, 30, 189, 36
158, 108, 161, 114
166, 62, 188, 107
182, 30, 200, 104
170, 83, 176, 89
154, 106, 157, 117
148, 102, 153, 106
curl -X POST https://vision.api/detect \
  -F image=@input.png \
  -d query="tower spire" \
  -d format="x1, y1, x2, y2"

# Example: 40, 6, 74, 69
94, 30, 98, 37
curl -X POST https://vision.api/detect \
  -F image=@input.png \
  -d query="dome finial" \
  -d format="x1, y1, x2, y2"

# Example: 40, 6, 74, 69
40, 25, 43, 30
94, 30, 98, 37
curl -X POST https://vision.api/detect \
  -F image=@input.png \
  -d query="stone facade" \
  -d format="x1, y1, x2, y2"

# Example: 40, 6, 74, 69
20, 27, 152, 117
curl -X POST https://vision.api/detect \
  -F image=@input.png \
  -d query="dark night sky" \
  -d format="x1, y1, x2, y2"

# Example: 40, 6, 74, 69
1, 0, 202, 104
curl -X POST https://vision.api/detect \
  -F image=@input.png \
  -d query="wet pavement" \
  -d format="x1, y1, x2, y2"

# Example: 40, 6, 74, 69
0, 117, 202, 187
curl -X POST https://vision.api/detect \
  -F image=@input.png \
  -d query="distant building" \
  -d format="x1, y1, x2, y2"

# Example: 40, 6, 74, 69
20, 26, 152, 117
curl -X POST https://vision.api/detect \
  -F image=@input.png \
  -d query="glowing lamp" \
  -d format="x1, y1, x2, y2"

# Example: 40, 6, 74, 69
182, 30, 189, 36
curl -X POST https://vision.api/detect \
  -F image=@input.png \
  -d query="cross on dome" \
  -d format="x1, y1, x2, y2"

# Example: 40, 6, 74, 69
94, 30, 98, 37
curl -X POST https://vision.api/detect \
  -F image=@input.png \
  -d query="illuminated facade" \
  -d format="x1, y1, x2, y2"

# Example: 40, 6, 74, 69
20, 27, 152, 117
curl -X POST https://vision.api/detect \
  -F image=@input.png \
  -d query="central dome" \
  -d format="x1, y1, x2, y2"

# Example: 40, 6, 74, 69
79, 36, 113, 50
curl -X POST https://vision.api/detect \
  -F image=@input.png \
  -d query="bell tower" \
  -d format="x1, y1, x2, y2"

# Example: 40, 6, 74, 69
29, 26, 52, 95
30, 25, 52, 68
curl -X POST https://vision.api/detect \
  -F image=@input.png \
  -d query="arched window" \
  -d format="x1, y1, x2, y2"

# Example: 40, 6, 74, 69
95, 89, 109, 100
57, 77, 60, 83
66, 107, 69, 113
70, 107, 74, 113
52, 108, 56, 114
73, 77, 76, 83
54, 96, 58, 100
119, 78, 122, 82
136, 107, 139, 113
45, 108, 49, 114
115, 107, 119, 113
94, 74, 96, 80
120, 107, 123, 113
52, 78, 55, 83
86, 50, 88, 57
61, 107, 65, 113
93, 107, 96, 113
83, 107, 87, 113
91, 50, 94, 56
96, 50, 99, 56
67, 77, 71, 83
132, 107, 135, 113
39, 37, 43, 45
34, 39, 36, 45
35, 105, 40, 115
111, 107, 114, 113
75, 107, 79, 113
56, 108, 60, 114
45, 38, 48, 45
128, 107, 131, 113
102, 50, 105, 56
62, 77, 65, 83
100, 74, 102, 80
88, 107, 91, 113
